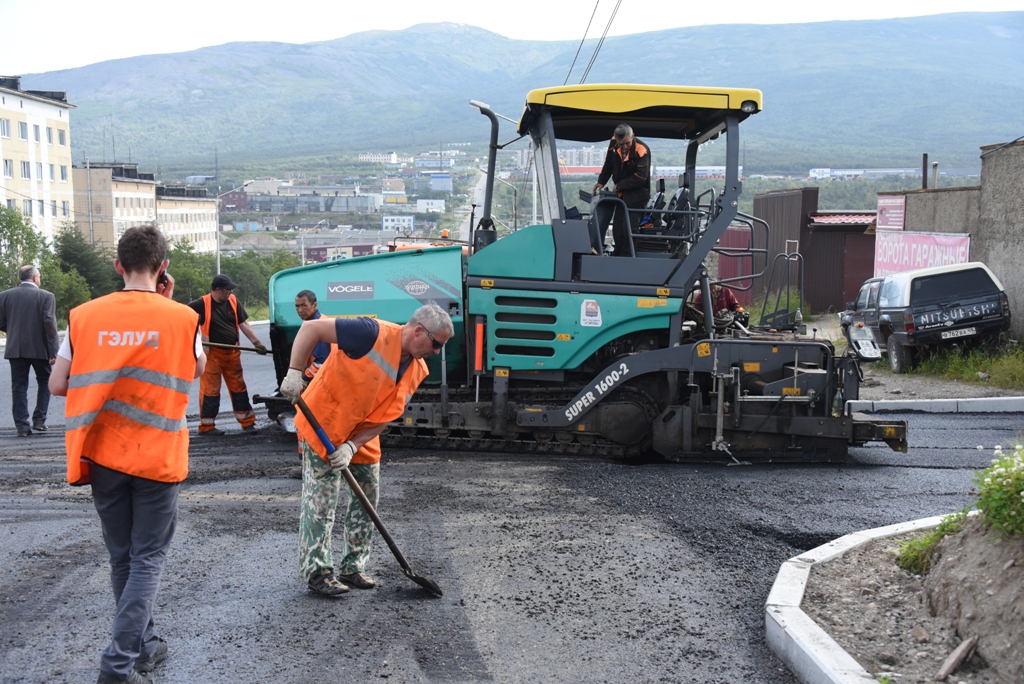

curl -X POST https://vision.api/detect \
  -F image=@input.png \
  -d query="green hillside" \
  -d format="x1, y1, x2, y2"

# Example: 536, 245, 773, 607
21, 13, 1024, 174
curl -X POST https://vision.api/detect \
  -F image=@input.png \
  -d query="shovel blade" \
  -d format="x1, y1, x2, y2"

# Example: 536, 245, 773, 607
406, 570, 443, 597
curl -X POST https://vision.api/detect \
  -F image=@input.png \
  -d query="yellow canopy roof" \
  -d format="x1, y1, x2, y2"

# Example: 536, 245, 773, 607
517, 83, 763, 142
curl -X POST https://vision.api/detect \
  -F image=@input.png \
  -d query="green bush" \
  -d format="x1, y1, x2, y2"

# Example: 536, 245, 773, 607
895, 509, 968, 574
912, 345, 1024, 391
974, 445, 1024, 537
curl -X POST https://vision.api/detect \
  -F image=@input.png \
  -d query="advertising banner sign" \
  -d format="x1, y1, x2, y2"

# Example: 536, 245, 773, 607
874, 231, 970, 277
876, 195, 906, 230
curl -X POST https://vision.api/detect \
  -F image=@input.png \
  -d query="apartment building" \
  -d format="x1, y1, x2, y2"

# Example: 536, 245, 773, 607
0, 77, 75, 243
72, 163, 215, 252
156, 185, 216, 253
72, 162, 157, 246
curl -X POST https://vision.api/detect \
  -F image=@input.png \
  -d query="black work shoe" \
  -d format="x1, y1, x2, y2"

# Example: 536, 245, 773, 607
135, 638, 168, 673
17, 430, 31, 437
199, 427, 225, 436
307, 568, 349, 597
31, 424, 47, 432
339, 571, 376, 589
242, 424, 258, 432
97, 669, 154, 683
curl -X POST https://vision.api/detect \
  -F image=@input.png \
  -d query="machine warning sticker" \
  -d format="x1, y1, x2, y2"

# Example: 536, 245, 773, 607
581, 300, 602, 327
638, 298, 667, 308
557, 334, 571, 341
495, 369, 509, 377
656, 288, 671, 297
327, 281, 374, 300
697, 343, 711, 357
782, 387, 802, 396
743, 362, 760, 372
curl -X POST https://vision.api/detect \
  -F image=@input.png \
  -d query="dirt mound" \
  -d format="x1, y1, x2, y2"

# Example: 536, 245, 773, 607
804, 517, 1023, 683
926, 516, 1024, 683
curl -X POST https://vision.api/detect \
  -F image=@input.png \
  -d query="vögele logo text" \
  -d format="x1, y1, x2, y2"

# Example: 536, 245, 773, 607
327, 281, 375, 300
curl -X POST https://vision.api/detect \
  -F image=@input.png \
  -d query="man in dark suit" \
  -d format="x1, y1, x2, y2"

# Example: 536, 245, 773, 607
0, 265, 59, 436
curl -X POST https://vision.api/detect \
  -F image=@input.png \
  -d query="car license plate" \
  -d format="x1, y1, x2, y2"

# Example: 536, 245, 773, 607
941, 327, 976, 340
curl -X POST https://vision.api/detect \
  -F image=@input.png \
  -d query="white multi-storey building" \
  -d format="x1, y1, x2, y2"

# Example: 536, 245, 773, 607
0, 76, 75, 243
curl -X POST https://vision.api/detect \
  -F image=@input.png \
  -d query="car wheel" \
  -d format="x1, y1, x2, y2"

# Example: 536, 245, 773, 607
887, 336, 912, 374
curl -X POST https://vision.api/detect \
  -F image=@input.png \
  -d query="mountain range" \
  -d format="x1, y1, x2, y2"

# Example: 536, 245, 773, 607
20, 12, 1024, 175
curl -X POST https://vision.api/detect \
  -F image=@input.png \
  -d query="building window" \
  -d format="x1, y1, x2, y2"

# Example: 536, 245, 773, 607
50, 200, 57, 216
61, 200, 69, 217
36, 162, 42, 180
33, 125, 40, 142
2, 159, 12, 178
38, 200, 45, 215
46, 127, 53, 144
6, 199, 15, 210
49, 164, 55, 181
60, 165, 68, 182
23, 200, 32, 215
18, 121, 28, 140
115, 198, 120, 209
21, 161, 31, 179
0, 118, 9, 137
58, 129, 66, 146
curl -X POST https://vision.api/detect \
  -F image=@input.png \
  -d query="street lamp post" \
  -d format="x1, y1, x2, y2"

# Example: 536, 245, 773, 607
216, 180, 253, 275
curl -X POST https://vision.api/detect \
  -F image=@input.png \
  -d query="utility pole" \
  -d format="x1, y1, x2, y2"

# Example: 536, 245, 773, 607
86, 157, 95, 244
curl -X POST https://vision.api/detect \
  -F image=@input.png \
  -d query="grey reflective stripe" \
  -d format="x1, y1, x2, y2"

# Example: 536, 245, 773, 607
67, 399, 187, 433
68, 366, 192, 394
365, 348, 398, 383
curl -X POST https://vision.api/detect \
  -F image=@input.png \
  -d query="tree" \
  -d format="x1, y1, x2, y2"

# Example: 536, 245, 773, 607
0, 207, 45, 291
39, 253, 91, 326
51, 223, 121, 298
166, 240, 215, 305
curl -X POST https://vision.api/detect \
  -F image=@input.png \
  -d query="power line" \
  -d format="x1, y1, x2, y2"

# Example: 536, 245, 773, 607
564, 1, 601, 86
580, 0, 623, 84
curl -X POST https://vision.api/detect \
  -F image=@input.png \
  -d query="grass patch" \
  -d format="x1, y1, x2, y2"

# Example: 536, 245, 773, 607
895, 508, 969, 574
748, 287, 808, 327
247, 302, 270, 321
909, 343, 1024, 391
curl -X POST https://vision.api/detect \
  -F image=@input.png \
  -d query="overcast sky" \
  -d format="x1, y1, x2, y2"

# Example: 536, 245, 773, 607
1, 0, 1019, 74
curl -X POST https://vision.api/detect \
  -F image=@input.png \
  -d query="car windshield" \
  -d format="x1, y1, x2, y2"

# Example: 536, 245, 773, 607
909, 268, 999, 306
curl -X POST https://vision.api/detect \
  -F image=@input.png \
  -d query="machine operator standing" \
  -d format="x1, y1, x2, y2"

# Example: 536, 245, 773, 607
279, 302, 453, 597
592, 123, 651, 256
188, 274, 267, 435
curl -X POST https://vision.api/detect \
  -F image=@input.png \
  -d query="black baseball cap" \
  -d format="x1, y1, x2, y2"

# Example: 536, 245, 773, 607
211, 274, 237, 290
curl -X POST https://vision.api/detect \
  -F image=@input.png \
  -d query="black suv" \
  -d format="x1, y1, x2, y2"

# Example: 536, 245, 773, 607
842, 262, 1010, 373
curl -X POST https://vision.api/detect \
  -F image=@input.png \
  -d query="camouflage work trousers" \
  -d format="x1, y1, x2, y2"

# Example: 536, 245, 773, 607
298, 438, 379, 579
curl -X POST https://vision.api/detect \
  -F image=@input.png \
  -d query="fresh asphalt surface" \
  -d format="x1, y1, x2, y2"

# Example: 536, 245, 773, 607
1, 322, 1020, 683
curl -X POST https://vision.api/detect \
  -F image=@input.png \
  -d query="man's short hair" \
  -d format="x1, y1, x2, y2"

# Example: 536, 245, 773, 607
19, 265, 38, 282
613, 124, 634, 140
117, 225, 167, 275
409, 301, 454, 337
296, 289, 317, 304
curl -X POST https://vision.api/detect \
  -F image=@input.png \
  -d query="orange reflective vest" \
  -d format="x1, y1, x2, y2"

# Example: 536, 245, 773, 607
200, 292, 239, 344
65, 291, 200, 484
295, 320, 428, 465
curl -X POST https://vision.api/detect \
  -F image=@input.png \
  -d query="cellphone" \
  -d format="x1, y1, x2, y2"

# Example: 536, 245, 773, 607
158, 270, 169, 286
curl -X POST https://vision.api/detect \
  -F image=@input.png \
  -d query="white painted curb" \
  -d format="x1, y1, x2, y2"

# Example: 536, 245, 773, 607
765, 514, 954, 684
848, 397, 1024, 413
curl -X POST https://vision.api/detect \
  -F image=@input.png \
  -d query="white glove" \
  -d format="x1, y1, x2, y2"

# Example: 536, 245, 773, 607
328, 440, 357, 470
280, 368, 305, 403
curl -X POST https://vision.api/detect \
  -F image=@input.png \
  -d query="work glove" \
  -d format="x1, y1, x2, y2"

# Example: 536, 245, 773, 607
328, 440, 357, 470
280, 368, 305, 403
252, 340, 269, 355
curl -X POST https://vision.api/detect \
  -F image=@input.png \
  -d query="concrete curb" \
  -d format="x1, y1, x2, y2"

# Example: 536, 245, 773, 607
765, 514, 960, 684
848, 397, 1024, 413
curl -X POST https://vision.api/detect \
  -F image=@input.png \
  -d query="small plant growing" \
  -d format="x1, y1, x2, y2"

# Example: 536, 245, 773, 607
974, 444, 1024, 536
895, 508, 969, 574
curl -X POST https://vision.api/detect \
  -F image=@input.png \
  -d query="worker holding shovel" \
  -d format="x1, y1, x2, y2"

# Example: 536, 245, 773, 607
279, 302, 452, 597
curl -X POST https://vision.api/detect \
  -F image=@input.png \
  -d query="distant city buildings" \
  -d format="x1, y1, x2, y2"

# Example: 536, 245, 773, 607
0, 76, 75, 244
